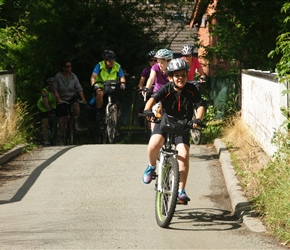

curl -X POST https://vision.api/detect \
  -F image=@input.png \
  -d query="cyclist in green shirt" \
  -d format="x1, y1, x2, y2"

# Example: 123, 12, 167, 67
37, 77, 57, 146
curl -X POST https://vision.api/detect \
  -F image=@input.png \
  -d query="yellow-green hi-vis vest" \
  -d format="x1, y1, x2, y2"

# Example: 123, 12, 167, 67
95, 61, 121, 86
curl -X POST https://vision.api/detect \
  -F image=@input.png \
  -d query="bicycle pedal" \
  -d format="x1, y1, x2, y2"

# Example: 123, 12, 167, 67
177, 199, 188, 205
152, 173, 157, 179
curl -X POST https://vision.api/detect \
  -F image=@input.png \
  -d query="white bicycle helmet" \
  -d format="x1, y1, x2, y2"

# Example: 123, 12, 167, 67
155, 49, 173, 60
166, 58, 189, 76
181, 44, 194, 55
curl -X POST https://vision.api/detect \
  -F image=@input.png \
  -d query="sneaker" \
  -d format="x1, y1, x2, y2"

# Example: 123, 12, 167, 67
42, 141, 50, 146
178, 189, 190, 202
142, 165, 156, 184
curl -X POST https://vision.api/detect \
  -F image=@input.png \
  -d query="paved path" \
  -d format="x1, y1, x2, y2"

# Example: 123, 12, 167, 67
0, 144, 285, 249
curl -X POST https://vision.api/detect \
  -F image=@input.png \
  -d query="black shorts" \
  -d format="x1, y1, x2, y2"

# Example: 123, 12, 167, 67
152, 123, 190, 147
39, 111, 49, 120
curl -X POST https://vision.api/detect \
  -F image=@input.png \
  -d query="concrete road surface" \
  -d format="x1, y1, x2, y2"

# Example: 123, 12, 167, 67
0, 144, 285, 249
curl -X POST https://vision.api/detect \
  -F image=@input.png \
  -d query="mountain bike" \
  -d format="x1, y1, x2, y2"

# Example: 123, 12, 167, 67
93, 80, 125, 144
190, 106, 202, 145
38, 110, 57, 146
56, 100, 85, 145
189, 79, 206, 145
140, 113, 205, 228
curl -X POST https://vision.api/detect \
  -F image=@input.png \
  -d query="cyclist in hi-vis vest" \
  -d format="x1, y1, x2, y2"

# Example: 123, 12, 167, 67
37, 77, 56, 146
90, 50, 126, 114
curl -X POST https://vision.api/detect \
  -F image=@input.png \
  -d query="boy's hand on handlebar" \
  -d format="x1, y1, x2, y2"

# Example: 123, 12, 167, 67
188, 119, 206, 128
143, 110, 155, 120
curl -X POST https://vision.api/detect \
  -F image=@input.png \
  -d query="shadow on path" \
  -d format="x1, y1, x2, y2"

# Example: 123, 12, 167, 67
169, 207, 241, 231
0, 146, 75, 205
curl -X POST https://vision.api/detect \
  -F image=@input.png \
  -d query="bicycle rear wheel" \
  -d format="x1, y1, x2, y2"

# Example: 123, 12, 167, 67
65, 116, 75, 145
190, 128, 202, 145
106, 103, 117, 144
155, 156, 179, 228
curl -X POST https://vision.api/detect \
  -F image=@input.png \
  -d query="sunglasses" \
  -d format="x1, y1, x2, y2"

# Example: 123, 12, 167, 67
65, 65, 72, 68
149, 59, 157, 62
48, 83, 53, 86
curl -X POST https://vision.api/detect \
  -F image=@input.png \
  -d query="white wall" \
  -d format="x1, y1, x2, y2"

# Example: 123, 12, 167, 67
241, 69, 289, 156
0, 71, 15, 118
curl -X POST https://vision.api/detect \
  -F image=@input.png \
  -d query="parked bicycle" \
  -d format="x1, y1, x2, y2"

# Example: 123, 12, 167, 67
93, 80, 125, 144
139, 112, 205, 228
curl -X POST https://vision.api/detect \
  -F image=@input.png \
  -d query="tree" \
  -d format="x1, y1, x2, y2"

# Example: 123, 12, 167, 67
269, 2, 290, 83
0, 0, 188, 107
203, 0, 287, 76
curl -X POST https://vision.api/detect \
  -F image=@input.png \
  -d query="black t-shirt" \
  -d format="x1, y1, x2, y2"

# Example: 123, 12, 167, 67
152, 81, 202, 120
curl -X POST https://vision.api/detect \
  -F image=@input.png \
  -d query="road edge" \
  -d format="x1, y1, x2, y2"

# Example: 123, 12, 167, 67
214, 138, 267, 233
0, 144, 27, 167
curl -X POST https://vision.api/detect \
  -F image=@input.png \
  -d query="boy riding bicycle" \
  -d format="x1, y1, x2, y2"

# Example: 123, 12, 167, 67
142, 58, 204, 202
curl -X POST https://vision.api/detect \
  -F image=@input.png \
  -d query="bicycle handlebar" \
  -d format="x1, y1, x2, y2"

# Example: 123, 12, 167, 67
138, 113, 206, 128
93, 80, 126, 86
57, 100, 86, 105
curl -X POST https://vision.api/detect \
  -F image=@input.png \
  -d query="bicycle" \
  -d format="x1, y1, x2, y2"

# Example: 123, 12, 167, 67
189, 79, 206, 145
139, 113, 205, 228
190, 106, 202, 145
56, 100, 85, 145
38, 110, 57, 146
93, 80, 125, 144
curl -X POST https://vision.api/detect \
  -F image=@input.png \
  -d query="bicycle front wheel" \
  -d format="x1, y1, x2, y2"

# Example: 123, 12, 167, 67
190, 128, 202, 145
106, 103, 117, 144
155, 156, 179, 228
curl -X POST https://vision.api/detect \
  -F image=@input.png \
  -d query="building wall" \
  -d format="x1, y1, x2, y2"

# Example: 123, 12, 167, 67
241, 69, 289, 156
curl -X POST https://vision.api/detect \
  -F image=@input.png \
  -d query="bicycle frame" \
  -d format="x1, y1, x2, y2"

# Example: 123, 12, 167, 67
93, 80, 125, 144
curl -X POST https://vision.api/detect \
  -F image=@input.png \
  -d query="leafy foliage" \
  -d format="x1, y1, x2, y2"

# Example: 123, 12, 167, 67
268, 2, 290, 83
202, 0, 287, 76
0, 0, 188, 109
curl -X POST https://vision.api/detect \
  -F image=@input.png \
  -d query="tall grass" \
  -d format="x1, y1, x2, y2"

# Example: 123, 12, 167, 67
254, 129, 290, 244
223, 113, 290, 245
0, 102, 31, 152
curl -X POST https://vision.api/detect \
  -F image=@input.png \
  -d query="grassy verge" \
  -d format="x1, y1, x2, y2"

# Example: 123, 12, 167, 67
0, 102, 32, 153
222, 113, 290, 246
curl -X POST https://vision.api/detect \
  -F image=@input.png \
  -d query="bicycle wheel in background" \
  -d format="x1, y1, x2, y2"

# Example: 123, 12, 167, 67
106, 103, 117, 144
155, 156, 179, 228
65, 116, 75, 145
191, 128, 202, 145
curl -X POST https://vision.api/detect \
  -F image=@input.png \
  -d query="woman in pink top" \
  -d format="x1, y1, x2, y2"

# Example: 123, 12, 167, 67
144, 48, 173, 93
143, 48, 173, 130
